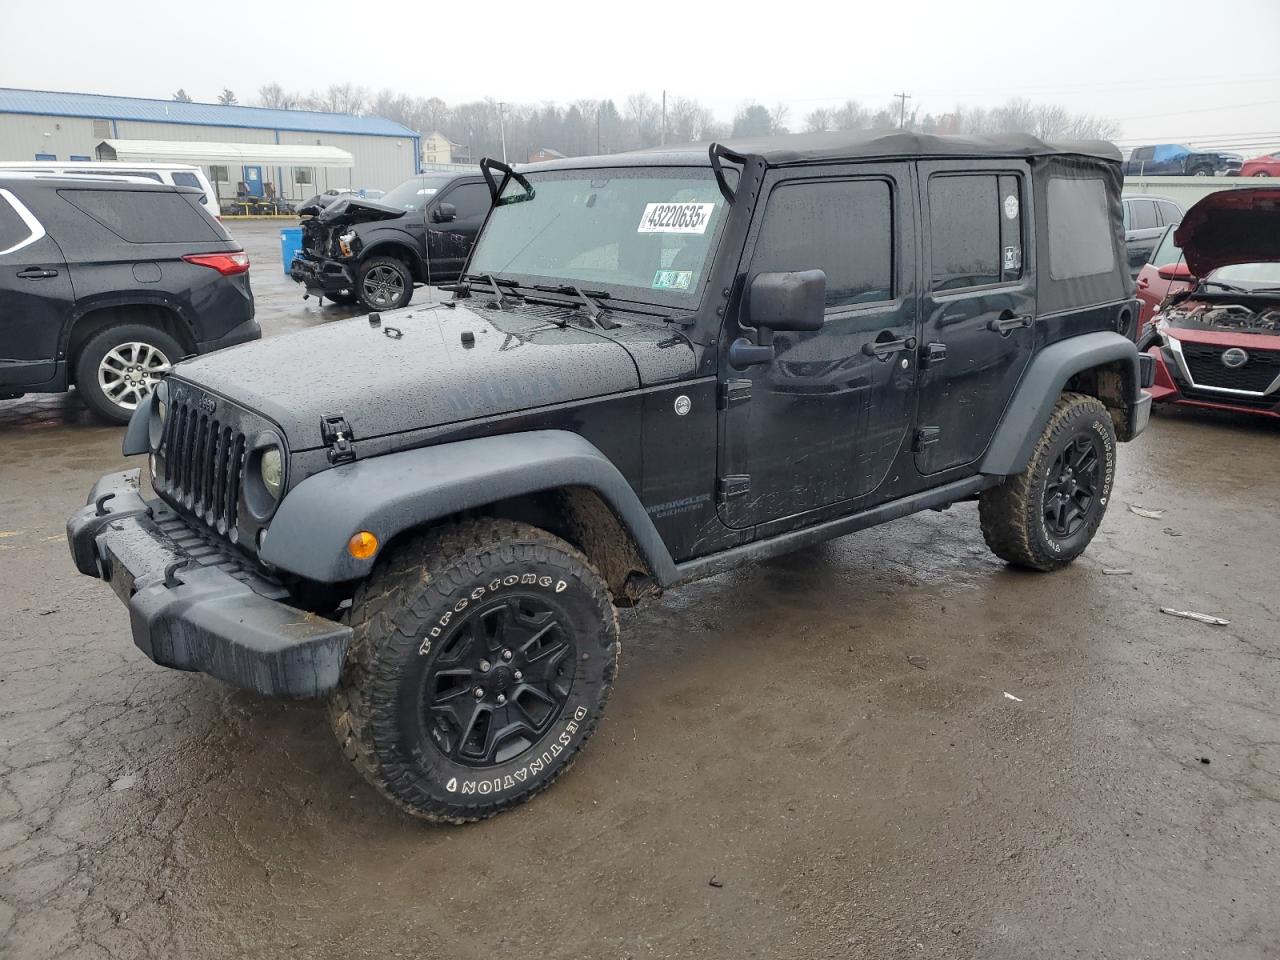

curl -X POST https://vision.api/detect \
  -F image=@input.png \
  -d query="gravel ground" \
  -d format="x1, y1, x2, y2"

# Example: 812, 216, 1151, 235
1, 220, 1278, 959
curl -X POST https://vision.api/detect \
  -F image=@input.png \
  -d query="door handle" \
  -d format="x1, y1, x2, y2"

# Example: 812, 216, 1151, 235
862, 335, 917, 358
987, 313, 1033, 335
1137, 277, 1150, 290
17, 267, 58, 279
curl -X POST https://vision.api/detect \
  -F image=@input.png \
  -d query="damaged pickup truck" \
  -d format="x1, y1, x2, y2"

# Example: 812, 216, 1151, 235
289, 172, 491, 311
1145, 188, 1280, 418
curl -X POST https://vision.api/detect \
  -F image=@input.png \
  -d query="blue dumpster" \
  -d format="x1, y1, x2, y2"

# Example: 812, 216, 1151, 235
279, 227, 302, 276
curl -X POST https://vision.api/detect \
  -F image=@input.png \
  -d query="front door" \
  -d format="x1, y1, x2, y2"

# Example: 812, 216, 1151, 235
718, 163, 918, 529
0, 186, 74, 387
428, 180, 492, 280
914, 161, 1035, 475
242, 166, 264, 197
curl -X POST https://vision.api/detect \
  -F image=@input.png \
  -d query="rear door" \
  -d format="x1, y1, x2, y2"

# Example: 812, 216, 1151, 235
1125, 198, 1162, 277
0, 185, 74, 387
914, 161, 1034, 475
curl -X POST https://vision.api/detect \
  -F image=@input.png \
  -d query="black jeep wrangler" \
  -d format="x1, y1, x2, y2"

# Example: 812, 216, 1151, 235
69, 132, 1151, 822
289, 172, 491, 311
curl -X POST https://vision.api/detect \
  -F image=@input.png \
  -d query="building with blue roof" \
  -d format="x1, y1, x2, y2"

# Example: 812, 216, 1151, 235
0, 87, 423, 201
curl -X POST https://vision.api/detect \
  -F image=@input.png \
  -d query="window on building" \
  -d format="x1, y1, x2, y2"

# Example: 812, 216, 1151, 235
928, 173, 1023, 291
293, 167, 313, 185
69, 155, 91, 162
209, 165, 229, 182
34, 153, 56, 161
751, 179, 894, 309
1046, 177, 1117, 280
93, 120, 111, 139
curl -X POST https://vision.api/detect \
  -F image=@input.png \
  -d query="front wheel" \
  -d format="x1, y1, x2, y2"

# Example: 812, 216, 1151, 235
979, 393, 1117, 571
329, 519, 619, 822
356, 256, 414, 311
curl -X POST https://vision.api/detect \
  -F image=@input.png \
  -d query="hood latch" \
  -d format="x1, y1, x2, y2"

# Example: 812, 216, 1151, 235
321, 415, 357, 464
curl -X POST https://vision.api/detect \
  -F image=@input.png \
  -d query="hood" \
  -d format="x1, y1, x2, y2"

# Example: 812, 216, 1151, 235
172, 303, 642, 450
1173, 188, 1280, 276
314, 196, 405, 226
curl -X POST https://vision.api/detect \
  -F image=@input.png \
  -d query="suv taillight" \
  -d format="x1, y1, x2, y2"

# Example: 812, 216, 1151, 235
183, 251, 250, 276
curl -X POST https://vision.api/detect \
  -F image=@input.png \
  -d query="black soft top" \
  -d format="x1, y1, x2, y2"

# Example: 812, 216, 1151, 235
520, 130, 1122, 172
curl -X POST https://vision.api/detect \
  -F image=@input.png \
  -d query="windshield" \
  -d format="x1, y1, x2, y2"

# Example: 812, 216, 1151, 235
382, 176, 454, 212
1208, 262, 1280, 289
468, 168, 729, 305
1150, 226, 1182, 266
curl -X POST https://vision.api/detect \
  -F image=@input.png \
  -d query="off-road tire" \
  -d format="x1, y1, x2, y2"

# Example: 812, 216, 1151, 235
74, 323, 182, 424
329, 519, 619, 822
356, 255, 414, 311
979, 392, 1116, 571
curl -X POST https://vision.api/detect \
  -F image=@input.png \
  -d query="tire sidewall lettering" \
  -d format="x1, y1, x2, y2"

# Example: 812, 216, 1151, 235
419, 572, 564, 656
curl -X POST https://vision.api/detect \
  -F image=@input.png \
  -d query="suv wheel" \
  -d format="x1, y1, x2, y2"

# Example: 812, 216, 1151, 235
356, 256, 413, 311
978, 392, 1116, 571
330, 519, 619, 822
74, 323, 180, 424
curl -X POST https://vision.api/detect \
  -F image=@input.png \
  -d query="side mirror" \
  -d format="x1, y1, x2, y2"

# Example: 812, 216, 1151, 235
432, 203, 457, 223
1157, 262, 1193, 282
729, 270, 827, 369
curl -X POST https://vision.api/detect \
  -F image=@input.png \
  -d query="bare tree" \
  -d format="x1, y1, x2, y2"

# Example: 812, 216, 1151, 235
257, 82, 297, 110
804, 108, 833, 133
309, 83, 368, 115
217, 89, 238, 106
668, 96, 714, 143
624, 93, 661, 149
769, 103, 791, 136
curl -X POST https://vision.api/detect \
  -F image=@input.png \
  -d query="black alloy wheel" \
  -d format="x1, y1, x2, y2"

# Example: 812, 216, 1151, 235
1042, 435, 1101, 539
425, 596, 577, 766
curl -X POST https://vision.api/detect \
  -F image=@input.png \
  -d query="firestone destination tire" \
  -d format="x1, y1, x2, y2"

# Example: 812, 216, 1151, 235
979, 392, 1117, 571
329, 519, 619, 823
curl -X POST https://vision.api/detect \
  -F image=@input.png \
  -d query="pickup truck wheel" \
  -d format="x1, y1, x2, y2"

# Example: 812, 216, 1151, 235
329, 519, 619, 822
978, 392, 1116, 571
74, 323, 180, 424
356, 256, 413, 311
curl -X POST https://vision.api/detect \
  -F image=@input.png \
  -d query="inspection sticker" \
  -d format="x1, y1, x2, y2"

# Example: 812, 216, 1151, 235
652, 269, 693, 290
637, 202, 716, 234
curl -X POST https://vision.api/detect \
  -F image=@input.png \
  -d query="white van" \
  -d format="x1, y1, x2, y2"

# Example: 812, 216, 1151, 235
0, 161, 220, 219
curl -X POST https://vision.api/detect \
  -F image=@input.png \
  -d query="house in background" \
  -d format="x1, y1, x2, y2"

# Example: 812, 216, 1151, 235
527, 147, 566, 163
421, 131, 461, 166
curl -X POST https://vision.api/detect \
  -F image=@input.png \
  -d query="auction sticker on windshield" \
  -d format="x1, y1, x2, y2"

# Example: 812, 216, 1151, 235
638, 202, 716, 234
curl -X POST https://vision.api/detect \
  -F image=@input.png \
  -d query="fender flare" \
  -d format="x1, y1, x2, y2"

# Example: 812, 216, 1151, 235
259, 430, 678, 585
980, 331, 1141, 476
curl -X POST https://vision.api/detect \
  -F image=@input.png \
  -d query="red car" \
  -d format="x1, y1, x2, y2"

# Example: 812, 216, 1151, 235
1135, 224, 1192, 337
1146, 188, 1280, 418
1239, 152, 1280, 178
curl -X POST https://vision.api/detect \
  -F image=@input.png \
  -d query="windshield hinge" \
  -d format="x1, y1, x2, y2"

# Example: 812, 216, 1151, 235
321, 415, 357, 464
717, 475, 751, 502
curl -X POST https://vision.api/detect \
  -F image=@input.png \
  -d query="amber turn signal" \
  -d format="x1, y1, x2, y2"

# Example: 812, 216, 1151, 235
347, 531, 379, 560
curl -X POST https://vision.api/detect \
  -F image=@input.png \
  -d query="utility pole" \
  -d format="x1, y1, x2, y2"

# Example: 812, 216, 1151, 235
597, 103, 602, 154
894, 91, 911, 130
661, 90, 666, 146
498, 101, 507, 163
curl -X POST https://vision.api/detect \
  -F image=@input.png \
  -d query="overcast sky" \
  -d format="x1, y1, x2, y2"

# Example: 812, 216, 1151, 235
4, 0, 1278, 151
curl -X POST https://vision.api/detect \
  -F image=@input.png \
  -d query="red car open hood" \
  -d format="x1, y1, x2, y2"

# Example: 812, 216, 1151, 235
1173, 188, 1280, 276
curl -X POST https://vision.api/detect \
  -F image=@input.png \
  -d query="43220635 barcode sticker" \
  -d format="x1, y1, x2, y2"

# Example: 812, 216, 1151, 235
637, 202, 716, 234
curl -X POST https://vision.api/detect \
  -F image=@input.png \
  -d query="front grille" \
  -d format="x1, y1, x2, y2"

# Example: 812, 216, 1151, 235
1178, 384, 1280, 411
1181, 342, 1280, 393
156, 396, 246, 538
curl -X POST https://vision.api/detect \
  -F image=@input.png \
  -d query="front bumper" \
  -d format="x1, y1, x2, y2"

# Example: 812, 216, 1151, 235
1147, 343, 1280, 418
289, 253, 355, 297
66, 470, 351, 698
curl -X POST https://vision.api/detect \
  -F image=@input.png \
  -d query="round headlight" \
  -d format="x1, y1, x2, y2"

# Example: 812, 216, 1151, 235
260, 447, 283, 499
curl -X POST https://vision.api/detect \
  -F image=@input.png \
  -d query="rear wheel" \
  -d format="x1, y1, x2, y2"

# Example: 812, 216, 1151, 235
74, 323, 180, 424
356, 256, 413, 311
979, 393, 1117, 571
329, 519, 619, 822
1253, 171, 1271, 178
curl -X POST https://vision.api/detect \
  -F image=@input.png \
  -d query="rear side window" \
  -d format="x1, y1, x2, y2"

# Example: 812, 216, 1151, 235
0, 192, 33, 252
1129, 199, 1158, 230
928, 173, 1023, 291
59, 189, 220, 243
1157, 200, 1181, 226
1046, 177, 1117, 280
752, 179, 893, 309
171, 172, 201, 189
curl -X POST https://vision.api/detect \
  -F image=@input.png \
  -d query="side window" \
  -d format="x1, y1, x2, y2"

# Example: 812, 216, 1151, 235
0, 190, 39, 255
1122, 201, 1131, 230
1130, 199, 1158, 230
171, 172, 201, 189
59, 189, 220, 243
1157, 201, 1182, 226
751, 179, 893, 309
928, 173, 1022, 291
1132, 147, 1154, 162
1046, 177, 1116, 280
443, 183, 491, 221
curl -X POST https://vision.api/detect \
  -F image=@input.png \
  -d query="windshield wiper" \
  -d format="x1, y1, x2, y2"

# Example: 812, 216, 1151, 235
531, 284, 619, 330
1198, 279, 1252, 294
461, 272, 521, 307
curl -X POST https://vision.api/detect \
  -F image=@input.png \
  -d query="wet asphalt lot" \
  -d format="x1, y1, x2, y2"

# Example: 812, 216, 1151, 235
2, 220, 1279, 959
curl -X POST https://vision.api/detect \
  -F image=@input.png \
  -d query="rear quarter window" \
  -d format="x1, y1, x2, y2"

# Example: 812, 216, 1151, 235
58, 189, 221, 243
0, 192, 33, 252
1046, 178, 1117, 280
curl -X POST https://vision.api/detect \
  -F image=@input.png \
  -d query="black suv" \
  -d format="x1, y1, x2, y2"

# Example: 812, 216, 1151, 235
69, 132, 1151, 822
1, 174, 257, 423
290, 172, 490, 312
